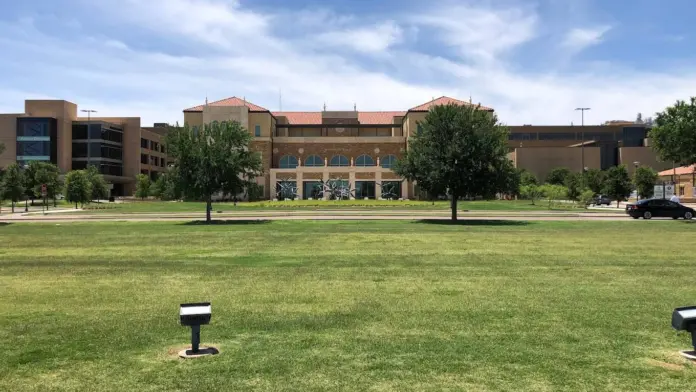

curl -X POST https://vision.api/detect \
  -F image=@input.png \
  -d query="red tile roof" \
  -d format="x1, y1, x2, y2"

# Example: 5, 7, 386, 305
409, 96, 493, 112
184, 96, 268, 112
659, 165, 695, 176
272, 111, 405, 125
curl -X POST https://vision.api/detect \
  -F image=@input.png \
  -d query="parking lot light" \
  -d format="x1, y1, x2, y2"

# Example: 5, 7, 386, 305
179, 302, 217, 358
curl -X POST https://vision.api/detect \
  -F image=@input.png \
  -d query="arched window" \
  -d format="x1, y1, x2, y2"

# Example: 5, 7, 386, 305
355, 154, 375, 167
304, 155, 324, 167
381, 155, 397, 169
329, 155, 350, 167
279, 155, 298, 169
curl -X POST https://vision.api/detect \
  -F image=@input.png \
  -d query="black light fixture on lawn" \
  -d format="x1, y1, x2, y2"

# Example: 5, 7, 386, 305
179, 302, 218, 358
672, 306, 696, 359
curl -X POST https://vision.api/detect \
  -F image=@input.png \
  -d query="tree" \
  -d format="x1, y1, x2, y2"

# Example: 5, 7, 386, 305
579, 189, 595, 208
135, 174, 151, 200
650, 97, 696, 166
394, 104, 514, 221
539, 184, 567, 209
602, 165, 632, 208
636, 112, 643, 124
520, 184, 542, 205
1, 163, 25, 213
33, 162, 62, 207
583, 168, 606, 195
519, 168, 538, 186
64, 170, 91, 209
166, 121, 264, 222
634, 166, 657, 199
564, 172, 583, 201
546, 167, 571, 185
151, 167, 182, 201
85, 165, 109, 202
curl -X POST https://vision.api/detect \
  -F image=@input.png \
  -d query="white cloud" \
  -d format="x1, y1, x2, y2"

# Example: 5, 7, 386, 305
315, 21, 404, 53
0, 0, 694, 127
562, 25, 612, 52
414, 3, 538, 62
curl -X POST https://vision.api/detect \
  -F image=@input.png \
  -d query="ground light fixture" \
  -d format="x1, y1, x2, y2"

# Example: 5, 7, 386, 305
672, 306, 696, 359
179, 302, 218, 358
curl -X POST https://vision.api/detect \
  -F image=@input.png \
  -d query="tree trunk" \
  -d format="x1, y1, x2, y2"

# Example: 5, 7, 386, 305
11, 202, 15, 213
450, 192, 457, 221
53, 197, 57, 207
206, 196, 212, 223
75, 202, 78, 209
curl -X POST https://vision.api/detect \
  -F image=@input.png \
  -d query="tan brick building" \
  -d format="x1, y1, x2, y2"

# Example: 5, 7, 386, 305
0, 100, 166, 196
183, 96, 669, 200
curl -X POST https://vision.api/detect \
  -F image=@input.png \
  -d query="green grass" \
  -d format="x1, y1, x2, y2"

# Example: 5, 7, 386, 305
63, 199, 597, 214
1, 220, 695, 391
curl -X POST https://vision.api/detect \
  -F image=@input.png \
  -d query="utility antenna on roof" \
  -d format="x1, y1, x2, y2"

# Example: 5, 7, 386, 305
205, 94, 208, 106
323, 102, 327, 111
243, 96, 246, 107
469, 95, 472, 104
354, 103, 357, 111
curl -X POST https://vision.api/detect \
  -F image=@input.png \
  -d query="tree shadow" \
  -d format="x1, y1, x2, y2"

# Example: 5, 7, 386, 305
415, 219, 531, 226
0, 222, 13, 227
180, 219, 270, 226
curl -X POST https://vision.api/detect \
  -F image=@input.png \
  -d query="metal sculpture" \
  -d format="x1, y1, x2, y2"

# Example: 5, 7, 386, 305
315, 179, 355, 200
276, 179, 298, 200
377, 181, 402, 200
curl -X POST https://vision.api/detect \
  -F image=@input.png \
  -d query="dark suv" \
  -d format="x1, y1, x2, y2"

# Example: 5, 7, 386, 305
593, 195, 612, 206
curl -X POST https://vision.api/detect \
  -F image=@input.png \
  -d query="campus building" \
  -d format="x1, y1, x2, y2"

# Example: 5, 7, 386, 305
183, 96, 670, 200
0, 100, 166, 196
1, 96, 671, 200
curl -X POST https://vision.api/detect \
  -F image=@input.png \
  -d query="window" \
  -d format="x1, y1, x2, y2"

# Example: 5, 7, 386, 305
304, 155, 323, 167
355, 154, 375, 167
161, 159, 166, 168
355, 181, 376, 199
416, 123, 423, 135
161, 145, 166, 154
141, 138, 149, 149
381, 155, 397, 169
141, 154, 148, 164
151, 141, 159, 151
279, 155, 298, 169
254, 125, 261, 137
680, 186, 685, 196
538, 132, 576, 141
329, 155, 350, 167
509, 133, 536, 141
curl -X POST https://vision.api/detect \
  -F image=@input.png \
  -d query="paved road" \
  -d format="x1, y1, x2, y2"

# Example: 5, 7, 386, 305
0, 211, 634, 223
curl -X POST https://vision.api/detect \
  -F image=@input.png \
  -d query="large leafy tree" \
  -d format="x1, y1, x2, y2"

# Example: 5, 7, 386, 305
1, 163, 25, 213
602, 165, 633, 208
634, 166, 657, 199
33, 162, 62, 207
166, 121, 264, 222
23, 162, 39, 204
64, 170, 92, 209
519, 169, 538, 186
564, 172, 583, 201
650, 97, 696, 166
151, 167, 182, 201
394, 103, 513, 221
85, 165, 109, 202
583, 168, 606, 195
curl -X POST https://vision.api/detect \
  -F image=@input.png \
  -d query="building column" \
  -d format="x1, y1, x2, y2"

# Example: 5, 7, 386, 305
270, 170, 277, 200
296, 171, 303, 200
323, 169, 330, 200
401, 180, 409, 200
375, 170, 382, 199
349, 171, 356, 200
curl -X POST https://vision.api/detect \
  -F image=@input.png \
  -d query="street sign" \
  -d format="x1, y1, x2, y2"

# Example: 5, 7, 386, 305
41, 184, 47, 197
665, 184, 675, 198
654, 185, 664, 199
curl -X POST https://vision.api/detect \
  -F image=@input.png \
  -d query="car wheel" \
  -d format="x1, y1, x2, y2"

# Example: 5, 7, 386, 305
685, 211, 694, 220
673, 216, 679, 220
643, 211, 652, 220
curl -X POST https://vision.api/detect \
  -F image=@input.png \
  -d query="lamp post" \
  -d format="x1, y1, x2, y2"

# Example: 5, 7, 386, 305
633, 161, 640, 201
81, 110, 97, 166
22, 164, 29, 212
575, 108, 591, 171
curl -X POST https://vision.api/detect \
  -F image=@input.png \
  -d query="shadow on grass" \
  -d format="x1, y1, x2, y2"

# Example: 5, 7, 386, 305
180, 219, 270, 226
0, 222, 13, 227
415, 219, 531, 226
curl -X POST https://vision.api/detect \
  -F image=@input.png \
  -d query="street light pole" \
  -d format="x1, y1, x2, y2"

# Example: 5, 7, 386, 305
81, 110, 97, 167
575, 108, 591, 171
634, 161, 640, 201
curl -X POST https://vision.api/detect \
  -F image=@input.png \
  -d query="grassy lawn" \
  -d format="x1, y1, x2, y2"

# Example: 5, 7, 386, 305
1, 220, 695, 391
62, 199, 600, 214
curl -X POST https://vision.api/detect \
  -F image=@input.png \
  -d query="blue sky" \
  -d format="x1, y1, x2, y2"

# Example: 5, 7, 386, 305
1, 0, 695, 125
